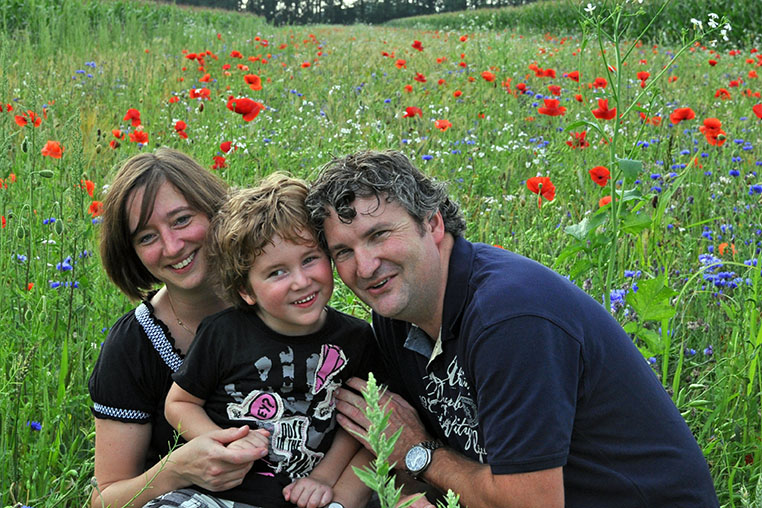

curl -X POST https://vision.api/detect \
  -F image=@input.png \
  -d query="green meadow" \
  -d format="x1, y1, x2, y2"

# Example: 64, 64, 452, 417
1, 0, 761, 505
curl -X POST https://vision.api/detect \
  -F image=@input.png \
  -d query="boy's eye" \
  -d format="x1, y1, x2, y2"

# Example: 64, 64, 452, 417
268, 268, 287, 278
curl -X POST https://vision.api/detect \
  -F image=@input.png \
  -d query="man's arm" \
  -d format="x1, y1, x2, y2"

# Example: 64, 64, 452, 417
334, 377, 564, 508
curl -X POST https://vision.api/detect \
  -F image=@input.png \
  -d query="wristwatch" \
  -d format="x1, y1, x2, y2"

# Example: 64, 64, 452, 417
404, 440, 443, 478
326, 503, 345, 508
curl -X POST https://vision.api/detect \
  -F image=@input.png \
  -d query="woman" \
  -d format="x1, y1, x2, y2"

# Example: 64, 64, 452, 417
89, 148, 263, 507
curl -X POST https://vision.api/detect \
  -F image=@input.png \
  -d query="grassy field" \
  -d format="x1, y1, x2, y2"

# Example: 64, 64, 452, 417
1, 0, 761, 506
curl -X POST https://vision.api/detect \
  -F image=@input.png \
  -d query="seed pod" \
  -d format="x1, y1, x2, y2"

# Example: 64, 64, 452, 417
54, 220, 64, 235
95, 144, 102, 154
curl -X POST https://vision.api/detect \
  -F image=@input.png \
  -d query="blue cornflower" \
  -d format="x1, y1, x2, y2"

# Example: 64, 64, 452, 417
685, 348, 696, 356
43, 217, 56, 225
731, 156, 742, 162
609, 288, 627, 312
27, 420, 42, 431
421, 155, 433, 161
703, 345, 713, 356
624, 270, 642, 278
680, 149, 690, 155
17, 254, 27, 262
729, 169, 740, 177
383, 99, 391, 103
56, 256, 73, 271
49, 281, 61, 289
749, 184, 762, 195
650, 173, 662, 180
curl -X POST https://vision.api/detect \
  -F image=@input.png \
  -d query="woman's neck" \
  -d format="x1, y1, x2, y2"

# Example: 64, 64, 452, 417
152, 286, 228, 351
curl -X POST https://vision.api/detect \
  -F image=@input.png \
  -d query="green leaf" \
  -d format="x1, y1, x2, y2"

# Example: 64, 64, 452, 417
621, 211, 652, 234
624, 322, 664, 353
625, 275, 677, 322
615, 187, 645, 202
564, 213, 608, 241
618, 158, 643, 182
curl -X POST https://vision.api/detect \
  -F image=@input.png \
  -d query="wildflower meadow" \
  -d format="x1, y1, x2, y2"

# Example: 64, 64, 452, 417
1, 0, 761, 506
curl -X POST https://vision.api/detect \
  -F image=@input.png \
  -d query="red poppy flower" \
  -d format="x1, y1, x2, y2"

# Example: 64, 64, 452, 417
129, 130, 149, 144
226, 96, 264, 122
123, 108, 141, 127
109, 140, 120, 149
516, 83, 527, 92
414, 72, 427, 83
753, 104, 762, 119
526, 176, 556, 208
404, 85, 413, 93
453, 90, 462, 98
542, 68, 556, 78
199, 73, 212, 82
699, 118, 726, 146
220, 141, 233, 153
301, 62, 311, 68
244, 74, 262, 91
708, 59, 717, 66
435, 119, 452, 131
403, 106, 422, 118
460, 35, 468, 42
230, 50, 243, 58
637, 71, 650, 81
89, 201, 104, 217
395, 59, 407, 69
715, 88, 731, 99
481, 71, 496, 82
189, 88, 211, 100
412, 40, 424, 51
548, 85, 561, 95
41, 140, 63, 159
574, 94, 583, 102
718, 242, 736, 257
83, 179, 95, 197
112, 129, 125, 140
537, 98, 566, 117
592, 77, 608, 88
1, 215, 5, 228
566, 131, 589, 149
212, 156, 227, 169
589, 166, 611, 187
175, 120, 187, 132
592, 99, 616, 120
567, 70, 580, 82
670, 107, 695, 124
14, 110, 42, 128
599, 195, 612, 207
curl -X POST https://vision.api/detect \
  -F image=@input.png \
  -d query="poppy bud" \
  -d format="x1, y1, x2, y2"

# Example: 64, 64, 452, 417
21, 138, 28, 153
39, 169, 55, 178
16, 225, 27, 239
54, 220, 64, 235
197, 102, 204, 113
95, 144, 102, 154
25, 308, 33, 321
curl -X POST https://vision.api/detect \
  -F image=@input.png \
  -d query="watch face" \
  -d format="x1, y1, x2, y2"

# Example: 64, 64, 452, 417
326, 503, 345, 508
405, 446, 430, 472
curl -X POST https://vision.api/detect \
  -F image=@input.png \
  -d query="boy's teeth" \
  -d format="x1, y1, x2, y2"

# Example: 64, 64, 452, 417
171, 252, 195, 269
294, 293, 316, 304
371, 278, 389, 289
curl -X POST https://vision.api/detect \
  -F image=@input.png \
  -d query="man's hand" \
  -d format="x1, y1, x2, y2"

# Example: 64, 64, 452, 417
334, 377, 430, 465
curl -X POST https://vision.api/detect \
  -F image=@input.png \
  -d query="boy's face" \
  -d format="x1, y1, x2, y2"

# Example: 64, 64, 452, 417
239, 232, 333, 336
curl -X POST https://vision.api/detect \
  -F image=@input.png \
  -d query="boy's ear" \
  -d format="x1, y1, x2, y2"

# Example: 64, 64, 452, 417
238, 288, 256, 306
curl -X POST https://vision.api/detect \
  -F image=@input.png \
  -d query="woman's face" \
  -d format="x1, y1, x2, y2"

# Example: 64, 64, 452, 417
127, 181, 211, 293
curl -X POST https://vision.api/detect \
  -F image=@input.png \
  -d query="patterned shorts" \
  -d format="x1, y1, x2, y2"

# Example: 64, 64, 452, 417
142, 488, 261, 508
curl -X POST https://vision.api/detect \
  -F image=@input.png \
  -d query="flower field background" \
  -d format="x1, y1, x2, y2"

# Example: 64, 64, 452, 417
1, 0, 762, 505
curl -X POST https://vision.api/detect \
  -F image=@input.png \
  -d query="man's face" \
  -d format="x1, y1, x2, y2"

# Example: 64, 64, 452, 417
323, 196, 443, 324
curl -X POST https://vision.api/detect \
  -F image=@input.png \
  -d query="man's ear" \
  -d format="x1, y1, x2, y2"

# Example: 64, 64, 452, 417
238, 288, 256, 306
428, 210, 446, 242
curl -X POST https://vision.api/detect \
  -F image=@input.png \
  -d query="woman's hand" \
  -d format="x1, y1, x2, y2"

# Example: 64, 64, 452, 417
172, 425, 267, 492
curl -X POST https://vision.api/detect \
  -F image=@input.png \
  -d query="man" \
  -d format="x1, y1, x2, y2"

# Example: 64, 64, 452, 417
305, 150, 718, 508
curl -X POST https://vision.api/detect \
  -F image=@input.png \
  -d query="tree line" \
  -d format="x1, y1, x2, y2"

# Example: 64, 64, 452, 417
169, 0, 536, 25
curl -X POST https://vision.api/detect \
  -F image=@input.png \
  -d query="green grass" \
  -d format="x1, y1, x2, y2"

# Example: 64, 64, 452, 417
1, 0, 761, 506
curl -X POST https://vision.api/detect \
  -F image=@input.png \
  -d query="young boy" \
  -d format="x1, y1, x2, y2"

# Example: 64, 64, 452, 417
165, 174, 378, 508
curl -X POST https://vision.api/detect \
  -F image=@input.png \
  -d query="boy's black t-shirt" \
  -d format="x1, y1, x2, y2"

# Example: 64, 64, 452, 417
173, 305, 379, 506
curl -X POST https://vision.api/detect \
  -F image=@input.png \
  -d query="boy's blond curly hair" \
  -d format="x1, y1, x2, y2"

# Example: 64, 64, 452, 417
207, 173, 317, 308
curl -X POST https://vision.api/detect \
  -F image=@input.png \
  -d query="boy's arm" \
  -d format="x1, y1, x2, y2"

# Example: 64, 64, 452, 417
330, 447, 374, 508
309, 428, 360, 485
165, 381, 222, 439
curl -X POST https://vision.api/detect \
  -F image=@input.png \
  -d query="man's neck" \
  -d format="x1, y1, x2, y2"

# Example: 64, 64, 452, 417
415, 233, 455, 339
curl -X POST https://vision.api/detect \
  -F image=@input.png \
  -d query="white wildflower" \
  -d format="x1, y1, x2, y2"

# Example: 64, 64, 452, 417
690, 18, 703, 30
584, 3, 596, 14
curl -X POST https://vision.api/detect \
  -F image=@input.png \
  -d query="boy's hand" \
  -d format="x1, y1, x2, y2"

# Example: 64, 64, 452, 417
282, 476, 333, 508
227, 427, 270, 455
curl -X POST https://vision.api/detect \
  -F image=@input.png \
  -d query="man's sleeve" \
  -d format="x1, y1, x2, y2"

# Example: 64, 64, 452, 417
466, 315, 582, 474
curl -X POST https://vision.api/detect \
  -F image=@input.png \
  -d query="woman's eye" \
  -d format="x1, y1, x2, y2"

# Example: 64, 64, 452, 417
137, 233, 155, 245
174, 215, 192, 226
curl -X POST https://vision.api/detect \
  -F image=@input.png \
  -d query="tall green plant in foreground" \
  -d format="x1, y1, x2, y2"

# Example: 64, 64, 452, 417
353, 374, 461, 508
